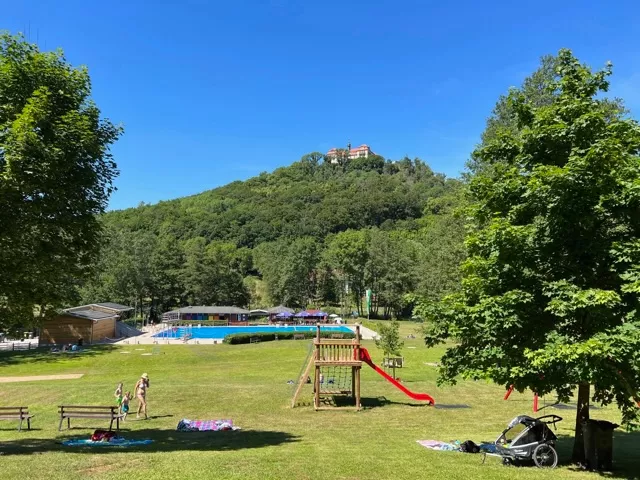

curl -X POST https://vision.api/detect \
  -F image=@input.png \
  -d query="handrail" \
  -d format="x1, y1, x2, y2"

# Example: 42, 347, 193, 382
115, 321, 143, 338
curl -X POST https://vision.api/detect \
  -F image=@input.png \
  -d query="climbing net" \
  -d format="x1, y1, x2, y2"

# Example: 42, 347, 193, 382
319, 366, 353, 395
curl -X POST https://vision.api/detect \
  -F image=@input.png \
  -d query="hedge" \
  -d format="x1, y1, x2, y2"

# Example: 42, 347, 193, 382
223, 330, 355, 345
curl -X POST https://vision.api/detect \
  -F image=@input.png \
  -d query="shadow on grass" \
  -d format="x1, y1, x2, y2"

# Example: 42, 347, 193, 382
536, 402, 600, 412
0, 428, 43, 432
0, 428, 300, 455
327, 396, 436, 409
434, 403, 471, 410
0, 344, 119, 367
552, 430, 640, 480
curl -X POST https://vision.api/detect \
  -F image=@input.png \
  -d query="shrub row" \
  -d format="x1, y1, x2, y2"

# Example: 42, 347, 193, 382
223, 330, 355, 345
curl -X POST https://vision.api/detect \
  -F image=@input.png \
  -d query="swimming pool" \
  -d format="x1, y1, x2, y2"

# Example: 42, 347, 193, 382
153, 325, 353, 339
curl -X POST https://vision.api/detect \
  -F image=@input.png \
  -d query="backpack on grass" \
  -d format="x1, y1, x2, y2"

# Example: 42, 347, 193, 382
91, 429, 117, 442
460, 440, 480, 453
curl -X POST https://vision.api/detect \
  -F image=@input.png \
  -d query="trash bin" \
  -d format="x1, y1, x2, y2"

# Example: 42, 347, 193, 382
582, 419, 619, 471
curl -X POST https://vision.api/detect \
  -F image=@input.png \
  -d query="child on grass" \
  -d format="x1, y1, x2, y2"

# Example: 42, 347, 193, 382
121, 392, 131, 420
114, 382, 123, 409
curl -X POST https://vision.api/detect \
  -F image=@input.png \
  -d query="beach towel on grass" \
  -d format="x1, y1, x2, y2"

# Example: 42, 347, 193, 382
177, 419, 240, 432
417, 440, 497, 454
417, 440, 460, 451
62, 438, 153, 447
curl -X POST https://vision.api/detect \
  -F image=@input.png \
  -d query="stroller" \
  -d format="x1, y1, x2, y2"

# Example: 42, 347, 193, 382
484, 414, 563, 468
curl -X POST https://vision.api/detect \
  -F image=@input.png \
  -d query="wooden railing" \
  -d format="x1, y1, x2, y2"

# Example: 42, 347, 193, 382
0, 342, 38, 352
315, 340, 357, 362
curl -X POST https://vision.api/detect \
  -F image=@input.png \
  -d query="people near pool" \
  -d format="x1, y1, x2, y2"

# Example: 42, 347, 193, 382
121, 392, 132, 420
135, 373, 150, 419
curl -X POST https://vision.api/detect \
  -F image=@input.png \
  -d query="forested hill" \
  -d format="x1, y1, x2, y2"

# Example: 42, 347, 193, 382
86, 153, 465, 320
104, 153, 460, 248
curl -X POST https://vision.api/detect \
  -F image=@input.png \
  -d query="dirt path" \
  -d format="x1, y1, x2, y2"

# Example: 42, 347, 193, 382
0, 374, 84, 383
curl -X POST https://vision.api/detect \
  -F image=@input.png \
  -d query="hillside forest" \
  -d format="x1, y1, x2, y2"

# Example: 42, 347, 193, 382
79, 53, 588, 322
82, 156, 465, 320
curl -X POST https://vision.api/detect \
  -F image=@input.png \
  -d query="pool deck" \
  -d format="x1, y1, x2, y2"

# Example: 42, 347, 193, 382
115, 324, 379, 345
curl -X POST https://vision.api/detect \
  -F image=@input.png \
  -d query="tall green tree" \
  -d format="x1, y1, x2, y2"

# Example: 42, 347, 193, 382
254, 237, 320, 307
79, 229, 156, 319
149, 233, 187, 318
367, 230, 417, 318
182, 238, 249, 307
325, 230, 370, 315
421, 50, 640, 462
0, 34, 121, 329
375, 320, 404, 358
468, 54, 625, 176
413, 194, 467, 303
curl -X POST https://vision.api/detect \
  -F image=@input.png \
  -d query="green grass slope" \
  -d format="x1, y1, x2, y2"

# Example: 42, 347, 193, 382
0, 326, 636, 480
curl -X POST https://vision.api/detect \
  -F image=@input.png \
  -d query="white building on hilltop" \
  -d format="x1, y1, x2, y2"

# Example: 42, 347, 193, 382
326, 144, 375, 164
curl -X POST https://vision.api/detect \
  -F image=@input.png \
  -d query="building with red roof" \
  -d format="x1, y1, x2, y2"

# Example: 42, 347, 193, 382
326, 144, 375, 164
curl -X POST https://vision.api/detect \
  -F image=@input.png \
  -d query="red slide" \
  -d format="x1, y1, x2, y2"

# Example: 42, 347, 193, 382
359, 348, 435, 405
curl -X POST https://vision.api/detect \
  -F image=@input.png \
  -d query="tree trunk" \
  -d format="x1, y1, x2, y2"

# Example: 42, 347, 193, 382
572, 383, 590, 464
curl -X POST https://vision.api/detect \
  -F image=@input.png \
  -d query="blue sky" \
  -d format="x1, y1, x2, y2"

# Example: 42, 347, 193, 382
4, 0, 640, 210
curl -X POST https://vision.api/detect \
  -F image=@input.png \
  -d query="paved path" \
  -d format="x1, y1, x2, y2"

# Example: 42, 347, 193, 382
0, 374, 84, 383
355, 324, 380, 340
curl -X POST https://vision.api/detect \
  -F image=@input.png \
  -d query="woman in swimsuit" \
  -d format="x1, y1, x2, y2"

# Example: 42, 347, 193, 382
135, 373, 150, 419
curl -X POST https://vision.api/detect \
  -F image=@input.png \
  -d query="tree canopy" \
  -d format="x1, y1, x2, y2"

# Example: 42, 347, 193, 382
467, 53, 626, 176
421, 49, 640, 462
375, 320, 404, 358
0, 33, 121, 330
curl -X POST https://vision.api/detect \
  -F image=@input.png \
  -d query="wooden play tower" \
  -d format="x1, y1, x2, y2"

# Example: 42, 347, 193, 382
291, 324, 362, 411
291, 323, 435, 409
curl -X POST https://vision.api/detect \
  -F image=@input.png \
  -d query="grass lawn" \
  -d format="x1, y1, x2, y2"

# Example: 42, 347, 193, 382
0, 321, 638, 480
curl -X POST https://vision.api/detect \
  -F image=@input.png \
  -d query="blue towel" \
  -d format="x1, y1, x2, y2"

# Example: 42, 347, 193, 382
63, 438, 153, 447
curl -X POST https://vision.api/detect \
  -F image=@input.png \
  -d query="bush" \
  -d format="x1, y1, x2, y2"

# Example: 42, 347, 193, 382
223, 330, 355, 345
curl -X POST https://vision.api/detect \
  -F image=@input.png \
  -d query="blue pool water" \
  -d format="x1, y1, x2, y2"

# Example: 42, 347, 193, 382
154, 325, 352, 339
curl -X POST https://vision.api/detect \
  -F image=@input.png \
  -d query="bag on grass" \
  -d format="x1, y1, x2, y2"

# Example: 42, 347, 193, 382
91, 429, 117, 442
460, 440, 480, 453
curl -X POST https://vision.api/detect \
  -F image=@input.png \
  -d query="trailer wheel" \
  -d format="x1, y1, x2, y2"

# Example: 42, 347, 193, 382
533, 444, 558, 468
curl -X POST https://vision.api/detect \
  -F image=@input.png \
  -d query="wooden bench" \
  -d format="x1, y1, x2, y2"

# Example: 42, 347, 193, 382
249, 337, 261, 344
383, 357, 404, 368
58, 405, 123, 431
293, 334, 306, 340
330, 334, 345, 339
0, 407, 34, 431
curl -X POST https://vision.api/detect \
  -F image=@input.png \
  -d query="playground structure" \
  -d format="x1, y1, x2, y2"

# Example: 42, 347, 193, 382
291, 324, 435, 410
504, 385, 568, 412
504, 385, 542, 412
505, 377, 640, 413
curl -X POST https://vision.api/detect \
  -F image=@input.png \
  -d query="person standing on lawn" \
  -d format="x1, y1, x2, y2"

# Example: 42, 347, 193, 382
135, 373, 150, 419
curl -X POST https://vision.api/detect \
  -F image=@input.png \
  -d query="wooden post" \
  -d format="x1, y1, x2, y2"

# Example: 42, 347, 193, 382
355, 324, 361, 410
314, 324, 321, 410
351, 366, 356, 400
314, 364, 320, 410
291, 356, 314, 408
355, 366, 361, 411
